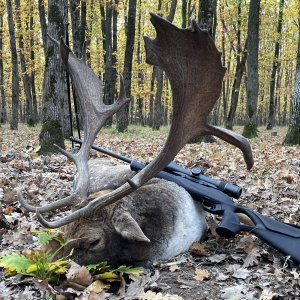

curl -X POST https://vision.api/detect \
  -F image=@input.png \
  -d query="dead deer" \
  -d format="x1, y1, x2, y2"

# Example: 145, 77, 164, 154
17, 14, 253, 266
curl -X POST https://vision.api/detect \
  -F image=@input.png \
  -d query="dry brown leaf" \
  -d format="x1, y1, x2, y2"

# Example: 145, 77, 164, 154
189, 242, 210, 257
65, 262, 93, 288
3, 189, 17, 205
242, 247, 261, 268
193, 268, 210, 281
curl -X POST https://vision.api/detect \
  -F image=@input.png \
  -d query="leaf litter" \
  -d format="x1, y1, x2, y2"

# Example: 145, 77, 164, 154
0, 125, 300, 299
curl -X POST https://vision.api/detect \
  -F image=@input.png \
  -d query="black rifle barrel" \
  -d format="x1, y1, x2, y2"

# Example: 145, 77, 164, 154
70, 136, 242, 199
70, 136, 132, 164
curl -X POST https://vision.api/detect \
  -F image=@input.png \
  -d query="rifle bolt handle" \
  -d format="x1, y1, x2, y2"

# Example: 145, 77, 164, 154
191, 167, 203, 176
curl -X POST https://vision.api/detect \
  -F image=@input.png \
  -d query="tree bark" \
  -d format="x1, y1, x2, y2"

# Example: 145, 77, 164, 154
15, 0, 34, 126
38, 0, 47, 56
182, 0, 187, 28
152, 0, 177, 130
6, 0, 19, 130
198, 0, 217, 39
226, 38, 248, 130
30, 12, 38, 123
0, 1, 6, 123
266, 0, 284, 130
242, 0, 260, 138
136, 0, 144, 125
116, 0, 137, 132
39, 0, 69, 154
284, 10, 300, 145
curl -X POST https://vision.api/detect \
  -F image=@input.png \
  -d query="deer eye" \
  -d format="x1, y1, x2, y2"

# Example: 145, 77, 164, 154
89, 239, 101, 247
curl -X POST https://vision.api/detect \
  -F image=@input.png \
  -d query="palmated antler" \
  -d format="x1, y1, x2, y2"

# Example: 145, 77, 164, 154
17, 36, 129, 213
24, 14, 253, 228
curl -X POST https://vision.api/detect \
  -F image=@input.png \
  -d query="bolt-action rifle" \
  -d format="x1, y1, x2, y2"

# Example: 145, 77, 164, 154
71, 136, 300, 266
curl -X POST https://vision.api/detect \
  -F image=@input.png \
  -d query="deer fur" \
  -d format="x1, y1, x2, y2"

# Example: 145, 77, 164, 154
63, 160, 207, 266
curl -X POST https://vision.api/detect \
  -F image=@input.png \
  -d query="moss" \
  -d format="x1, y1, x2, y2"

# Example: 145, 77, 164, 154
242, 123, 259, 139
283, 126, 300, 145
27, 118, 35, 127
38, 119, 65, 154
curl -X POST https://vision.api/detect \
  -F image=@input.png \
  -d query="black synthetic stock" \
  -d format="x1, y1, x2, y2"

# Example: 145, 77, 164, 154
70, 137, 300, 265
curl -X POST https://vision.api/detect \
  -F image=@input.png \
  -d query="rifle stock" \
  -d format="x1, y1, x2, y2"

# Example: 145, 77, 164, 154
71, 137, 300, 266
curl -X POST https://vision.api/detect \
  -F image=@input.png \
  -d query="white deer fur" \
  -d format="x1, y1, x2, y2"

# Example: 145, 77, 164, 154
64, 160, 207, 266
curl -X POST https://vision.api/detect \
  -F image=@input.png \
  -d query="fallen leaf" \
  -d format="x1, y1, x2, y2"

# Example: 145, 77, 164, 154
221, 284, 256, 300
259, 289, 278, 300
189, 242, 210, 257
242, 247, 261, 268
216, 272, 229, 281
169, 264, 180, 272
138, 290, 184, 300
193, 268, 210, 281
208, 254, 227, 263
232, 268, 251, 280
66, 262, 93, 287
86, 280, 109, 293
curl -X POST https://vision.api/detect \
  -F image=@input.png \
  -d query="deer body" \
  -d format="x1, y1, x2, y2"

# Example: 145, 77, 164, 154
18, 14, 254, 266
64, 161, 207, 265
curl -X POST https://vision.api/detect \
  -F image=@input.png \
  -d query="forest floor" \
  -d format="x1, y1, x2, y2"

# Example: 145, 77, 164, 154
0, 124, 300, 300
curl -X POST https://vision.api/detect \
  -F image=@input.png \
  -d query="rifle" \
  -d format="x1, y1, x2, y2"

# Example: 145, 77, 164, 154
71, 136, 300, 266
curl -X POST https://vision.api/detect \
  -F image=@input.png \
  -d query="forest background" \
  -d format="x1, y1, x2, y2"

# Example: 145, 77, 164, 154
0, 0, 300, 151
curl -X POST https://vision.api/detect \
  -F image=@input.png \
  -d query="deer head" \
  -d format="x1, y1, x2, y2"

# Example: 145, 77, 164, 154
18, 13, 253, 228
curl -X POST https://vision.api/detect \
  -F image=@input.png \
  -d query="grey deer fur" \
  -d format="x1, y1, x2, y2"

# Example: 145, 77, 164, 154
63, 160, 207, 266
18, 14, 254, 265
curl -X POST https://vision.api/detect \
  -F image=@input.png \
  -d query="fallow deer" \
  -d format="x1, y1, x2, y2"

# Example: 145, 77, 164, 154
18, 14, 253, 265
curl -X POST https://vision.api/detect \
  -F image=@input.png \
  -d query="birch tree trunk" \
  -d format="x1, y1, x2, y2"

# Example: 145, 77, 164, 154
284, 12, 300, 145
39, 0, 69, 154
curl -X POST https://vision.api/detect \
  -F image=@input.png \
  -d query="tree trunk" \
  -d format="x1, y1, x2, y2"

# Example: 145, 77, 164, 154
15, 0, 34, 126
30, 12, 38, 123
282, 67, 290, 125
242, 0, 260, 138
152, 0, 177, 131
39, 0, 69, 154
116, 0, 137, 132
284, 11, 300, 145
136, 0, 144, 126
0, 2, 6, 123
266, 0, 284, 130
38, 0, 47, 56
6, 0, 19, 130
198, 0, 217, 39
70, 0, 82, 57
182, 0, 187, 28
226, 39, 248, 130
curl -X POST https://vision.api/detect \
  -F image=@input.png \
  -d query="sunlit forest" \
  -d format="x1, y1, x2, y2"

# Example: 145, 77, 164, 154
1, 0, 300, 143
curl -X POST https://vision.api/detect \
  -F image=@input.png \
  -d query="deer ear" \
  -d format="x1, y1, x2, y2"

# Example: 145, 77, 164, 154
112, 211, 150, 243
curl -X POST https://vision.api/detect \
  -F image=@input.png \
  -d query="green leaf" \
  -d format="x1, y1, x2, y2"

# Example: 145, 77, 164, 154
86, 261, 108, 272
38, 232, 52, 246
0, 253, 31, 273
111, 265, 143, 275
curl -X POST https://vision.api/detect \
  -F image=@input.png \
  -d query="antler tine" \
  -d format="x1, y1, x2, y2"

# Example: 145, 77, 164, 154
18, 36, 129, 214
36, 13, 254, 228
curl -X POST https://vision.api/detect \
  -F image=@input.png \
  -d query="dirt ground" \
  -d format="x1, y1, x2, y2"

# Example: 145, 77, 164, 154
0, 124, 300, 299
